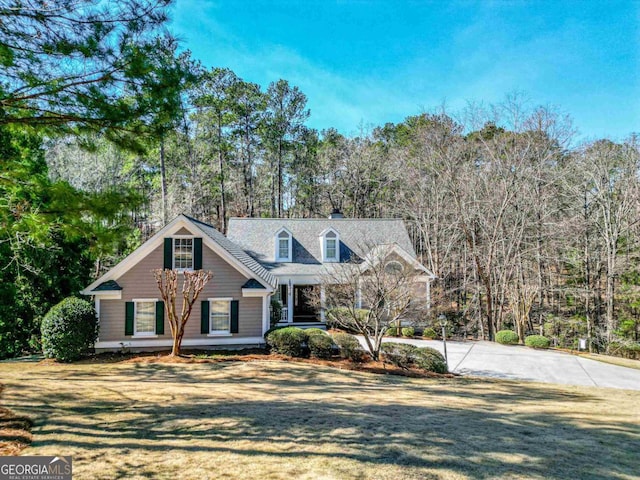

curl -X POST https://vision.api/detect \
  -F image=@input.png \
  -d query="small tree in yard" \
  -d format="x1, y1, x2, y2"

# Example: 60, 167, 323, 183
153, 269, 213, 356
320, 246, 426, 360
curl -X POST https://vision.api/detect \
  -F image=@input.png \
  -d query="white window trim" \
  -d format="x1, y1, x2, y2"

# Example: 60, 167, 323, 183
385, 260, 404, 273
275, 228, 292, 262
172, 235, 195, 272
208, 297, 233, 336
132, 298, 158, 337
320, 228, 340, 262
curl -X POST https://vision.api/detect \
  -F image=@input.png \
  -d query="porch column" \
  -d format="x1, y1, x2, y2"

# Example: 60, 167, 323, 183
287, 280, 294, 323
356, 278, 362, 309
426, 278, 431, 311
320, 285, 326, 322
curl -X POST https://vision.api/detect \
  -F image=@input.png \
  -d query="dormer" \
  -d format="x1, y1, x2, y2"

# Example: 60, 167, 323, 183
275, 228, 292, 262
320, 228, 340, 263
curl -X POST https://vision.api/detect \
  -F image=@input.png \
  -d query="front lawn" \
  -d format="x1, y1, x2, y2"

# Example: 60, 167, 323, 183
0, 359, 638, 479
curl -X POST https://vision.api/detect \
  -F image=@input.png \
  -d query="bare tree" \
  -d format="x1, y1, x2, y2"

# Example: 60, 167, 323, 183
578, 140, 640, 347
153, 269, 213, 356
319, 245, 428, 360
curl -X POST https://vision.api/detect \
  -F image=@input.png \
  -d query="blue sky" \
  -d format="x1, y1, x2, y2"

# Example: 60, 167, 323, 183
169, 1, 639, 141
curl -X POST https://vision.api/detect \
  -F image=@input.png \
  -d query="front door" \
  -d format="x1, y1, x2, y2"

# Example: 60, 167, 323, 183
293, 285, 319, 322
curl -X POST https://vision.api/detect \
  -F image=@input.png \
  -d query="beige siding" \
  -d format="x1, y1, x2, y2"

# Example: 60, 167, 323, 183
98, 240, 265, 343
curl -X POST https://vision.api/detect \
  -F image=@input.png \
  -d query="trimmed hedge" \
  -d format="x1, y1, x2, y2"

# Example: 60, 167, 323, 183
414, 347, 447, 373
386, 327, 400, 336
381, 343, 447, 373
41, 297, 98, 362
381, 342, 418, 369
332, 332, 366, 362
265, 327, 307, 357
402, 327, 415, 338
304, 328, 328, 337
496, 330, 520, 345
525, 335, 551, 349
308, 334, 335, 359
422, 327, 437, 339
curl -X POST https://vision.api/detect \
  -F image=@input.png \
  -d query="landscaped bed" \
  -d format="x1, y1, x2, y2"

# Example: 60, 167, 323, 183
1, 358, 638, 480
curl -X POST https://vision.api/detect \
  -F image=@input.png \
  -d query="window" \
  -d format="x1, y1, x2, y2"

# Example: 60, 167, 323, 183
135, 301, 156, 336
275, 229, 292, 262
173, 238, 193, 270
321, 229, 339, 262
210, 299, 231, 334
385, 260, 404, 275
325, 231, 337, 261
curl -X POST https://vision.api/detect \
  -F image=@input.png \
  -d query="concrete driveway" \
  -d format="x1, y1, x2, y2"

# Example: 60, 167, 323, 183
359, 336, 640, 390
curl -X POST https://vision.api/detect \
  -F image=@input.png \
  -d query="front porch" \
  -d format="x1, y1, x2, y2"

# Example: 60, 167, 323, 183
272, 283, 325, 326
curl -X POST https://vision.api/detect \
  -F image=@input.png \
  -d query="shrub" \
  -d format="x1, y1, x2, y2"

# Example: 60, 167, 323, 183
422, 327, 437, 339
264, 325, 287, 342
414, 347, 447, 373
333, 332, 366, 362
386, 327, 400, 336
381, 342, 418, 369
41, 297, 98, 362
266, 327, 307, 357
308, 334, 335, 359
304, 328, 328, 337
495, 330, 519, 345
525, 335, 551, 349
402, 327, 415, 337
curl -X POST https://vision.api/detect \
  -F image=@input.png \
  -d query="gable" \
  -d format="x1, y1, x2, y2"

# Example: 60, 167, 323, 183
82, 215, 276, 294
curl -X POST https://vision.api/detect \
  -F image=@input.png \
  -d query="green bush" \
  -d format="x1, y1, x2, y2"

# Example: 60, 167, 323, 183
265, 327, 308, 357
422, 327, 437, 339
332, 332, 366, 362
414, 347, 447, 373
386, 327, 400, 336
304, 328, 328, 337
264, 325, 287, 342
308, 334, 335, 359
495, 330, 519, 345
41, 297, 98, 362
381, 342, 418, 369
525, 335, 551, 349
401, 327, 415, 337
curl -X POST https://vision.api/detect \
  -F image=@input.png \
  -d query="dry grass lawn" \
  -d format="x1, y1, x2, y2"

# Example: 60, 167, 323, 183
0, 359, 639, 479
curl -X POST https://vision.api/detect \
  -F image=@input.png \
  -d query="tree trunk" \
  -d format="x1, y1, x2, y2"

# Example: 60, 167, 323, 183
160, 137, 168, 225
218, 120, 227, 234
277, 140, 283, 217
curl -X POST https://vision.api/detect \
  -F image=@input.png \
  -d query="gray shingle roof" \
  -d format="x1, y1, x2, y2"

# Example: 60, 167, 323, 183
183, 215, 277, 288
226, 218, 416, 276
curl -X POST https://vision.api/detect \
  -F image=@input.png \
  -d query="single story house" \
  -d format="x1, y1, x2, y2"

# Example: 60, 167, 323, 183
81, 212, 435, 351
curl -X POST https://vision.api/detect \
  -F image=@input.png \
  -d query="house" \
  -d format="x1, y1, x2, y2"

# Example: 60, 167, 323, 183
82, 212, 435, 351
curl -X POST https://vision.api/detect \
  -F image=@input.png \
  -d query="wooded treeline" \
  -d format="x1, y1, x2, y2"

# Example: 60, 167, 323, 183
47, 84, 640, 355
1, 1, 638, 358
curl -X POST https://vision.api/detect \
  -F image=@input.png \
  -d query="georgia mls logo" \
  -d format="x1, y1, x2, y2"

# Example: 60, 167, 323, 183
0, 456, 72, 480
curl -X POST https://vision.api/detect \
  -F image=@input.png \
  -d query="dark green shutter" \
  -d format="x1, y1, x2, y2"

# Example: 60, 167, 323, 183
230, 300, 239, 334
163, 238, 173, 269
201, 300, 209, 334
156, 301, 165, 335
194, 237, 203, 270
125, 302, 134, 336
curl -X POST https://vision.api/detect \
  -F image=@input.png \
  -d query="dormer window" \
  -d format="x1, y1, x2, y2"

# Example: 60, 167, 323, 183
275, 229, 292, 262
321, 229, 339, 262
